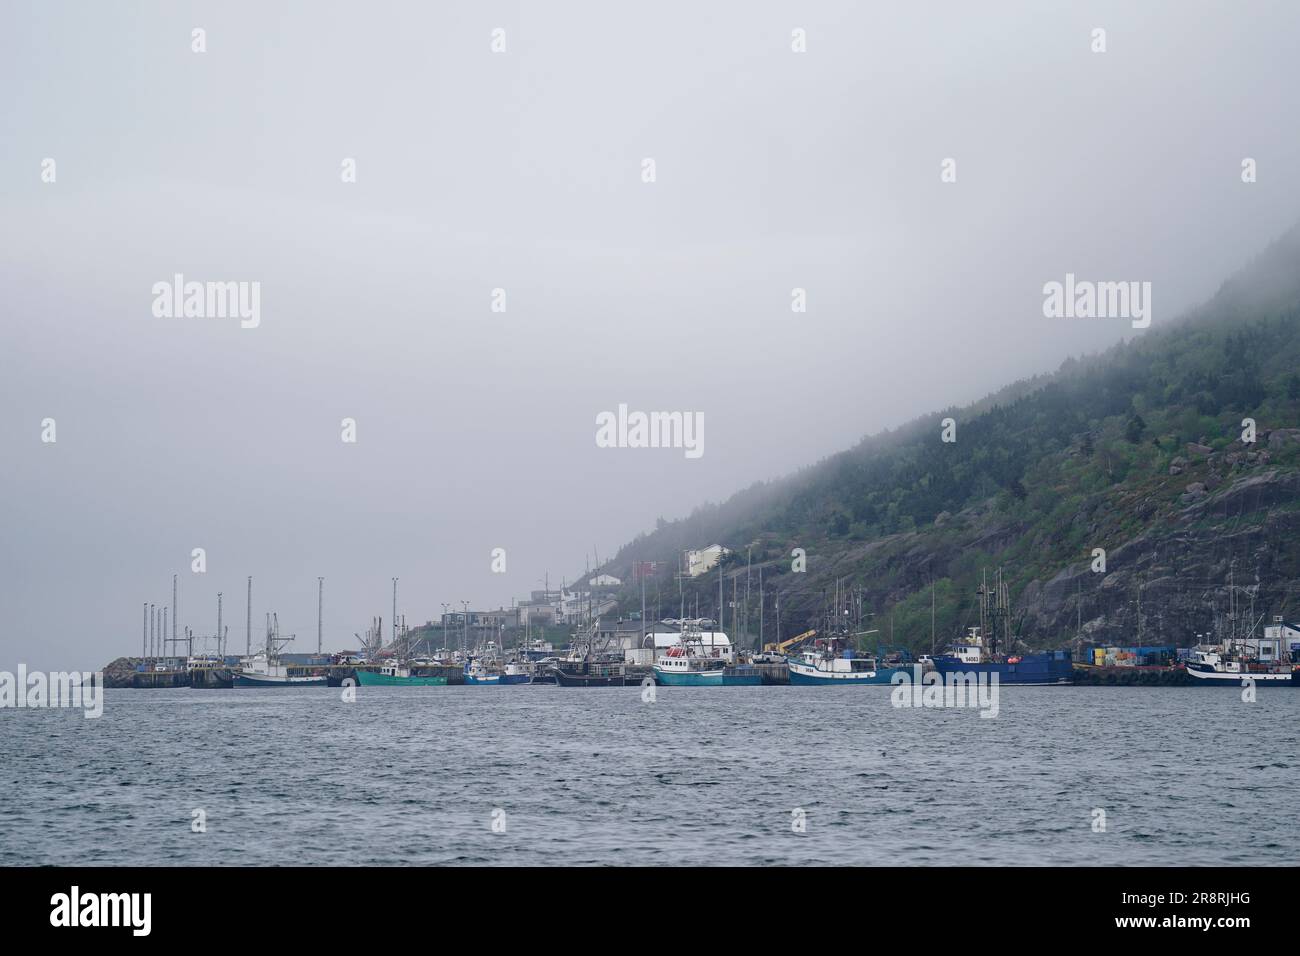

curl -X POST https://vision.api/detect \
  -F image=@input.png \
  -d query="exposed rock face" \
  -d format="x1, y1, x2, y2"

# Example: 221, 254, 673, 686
748, 468, 1300, 653
1016, 470, 1300, 646
100, 657, 140, 688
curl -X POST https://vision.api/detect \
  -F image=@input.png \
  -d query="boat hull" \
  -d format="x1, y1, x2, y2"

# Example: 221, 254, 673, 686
653, 666, 724, 686
554, 670, 626, 687
931, 652, 1073, 686
232, 672, 328, 687
787, 663, 908, 685
463, 674, 501, 685
354, 671, 447, 686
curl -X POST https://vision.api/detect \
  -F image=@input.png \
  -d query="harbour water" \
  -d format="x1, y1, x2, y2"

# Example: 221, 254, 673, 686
1, 685, 1294, 866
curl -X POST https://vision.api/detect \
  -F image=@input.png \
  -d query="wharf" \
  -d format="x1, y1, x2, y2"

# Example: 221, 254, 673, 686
1072, 664, 1192, 686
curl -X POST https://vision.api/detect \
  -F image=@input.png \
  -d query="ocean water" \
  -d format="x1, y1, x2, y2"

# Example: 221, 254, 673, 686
1, 684, 1294, 866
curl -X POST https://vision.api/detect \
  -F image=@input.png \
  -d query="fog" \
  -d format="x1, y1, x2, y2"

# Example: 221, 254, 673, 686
3, 1, 1298, 669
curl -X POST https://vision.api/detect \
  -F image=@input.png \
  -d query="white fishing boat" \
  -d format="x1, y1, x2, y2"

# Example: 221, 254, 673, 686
1185, 649, 1297, 686
232, 614, 327, 687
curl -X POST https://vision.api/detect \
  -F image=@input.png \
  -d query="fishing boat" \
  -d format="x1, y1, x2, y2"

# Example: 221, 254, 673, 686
463, 658, 501, 685
499, 660, 534, 685
786, 642, 906, 685
1185, 650, 1298, 685
930, 571, 1073, 686
930, 640, 1073, 686
355, 664, 447, 686
654, 645, 726, 685
553, 658, 627, 687
551, 622, 628, 687
232, 615, 328, 686
519, 638, 555, 661
232, 660, 328, 687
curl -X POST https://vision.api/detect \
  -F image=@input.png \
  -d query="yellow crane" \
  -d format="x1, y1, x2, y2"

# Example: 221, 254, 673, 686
764, 628, 817, 656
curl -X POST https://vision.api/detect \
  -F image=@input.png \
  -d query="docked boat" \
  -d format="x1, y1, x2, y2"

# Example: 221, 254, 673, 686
553, 658, 627, 687
786, 642, 906, 685
654, 645, 726, 685
930, 626, 1072, 685
232, 665, 328, 687
355, 665, 447, 686
519, 638, 555, 662
500, 660, 534, 685
463, 658, 501, 685
1185, 649, 1298, 686
232, 615, 328, 687
930, 572, 1073, 686
721, 663, 763, 686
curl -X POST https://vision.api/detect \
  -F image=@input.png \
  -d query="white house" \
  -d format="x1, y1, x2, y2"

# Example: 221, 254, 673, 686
686, 545, 730, 578
589, 573, 622, 588
1263, 619, 1300, 656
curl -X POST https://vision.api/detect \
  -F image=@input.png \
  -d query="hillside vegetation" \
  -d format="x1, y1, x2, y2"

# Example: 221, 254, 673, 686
597, 226, 1300, 653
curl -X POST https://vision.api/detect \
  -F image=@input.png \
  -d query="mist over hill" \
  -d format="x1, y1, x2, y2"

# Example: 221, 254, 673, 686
594, 225, 1300, 653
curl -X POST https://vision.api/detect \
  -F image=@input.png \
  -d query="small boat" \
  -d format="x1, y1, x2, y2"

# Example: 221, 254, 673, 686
463, 658, 501, 685
499, 660, 534, 685
355, 665, 447, 686
553, 659, 627, 687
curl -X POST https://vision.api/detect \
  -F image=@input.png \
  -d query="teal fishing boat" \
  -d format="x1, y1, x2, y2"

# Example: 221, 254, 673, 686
355, 665, 447, 686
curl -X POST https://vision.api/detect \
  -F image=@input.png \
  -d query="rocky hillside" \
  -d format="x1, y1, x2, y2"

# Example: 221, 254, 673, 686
597, 225, 1300, 653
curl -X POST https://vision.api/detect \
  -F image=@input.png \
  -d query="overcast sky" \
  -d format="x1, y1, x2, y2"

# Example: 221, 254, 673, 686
3, 1, 1298, 670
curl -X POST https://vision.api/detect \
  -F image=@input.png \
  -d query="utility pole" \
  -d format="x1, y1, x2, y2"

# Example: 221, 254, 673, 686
745, 546, 752, 647
172, 574, 178, 649
718, 562, 724, 632
217, 592, 223, 660
392, 578, 398, 649
142, 603, 147, 660
318, 577, 324, 655
149, 604, 155, 660
246, 576, 252, 657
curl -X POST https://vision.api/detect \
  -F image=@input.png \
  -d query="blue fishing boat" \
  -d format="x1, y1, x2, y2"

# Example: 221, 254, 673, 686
463, 658, 501, 685
930, 644, 1073, 686
930, 572, 1073, 685
498, 660, 534, 685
